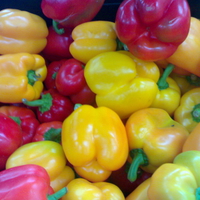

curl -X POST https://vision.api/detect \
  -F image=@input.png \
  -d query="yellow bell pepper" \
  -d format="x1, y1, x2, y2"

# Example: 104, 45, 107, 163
69, 20, 118, 64
61, 104, 129, 182
170, 72, 199, 95
0, 9, 48, 54
148, 150, 200, 200
125, 108, 189, 182
150, 64, 181, 116
174, 87, 200, 132
0, 53, 47, 103
6, 141, 67, 181
61, 178, 125, 200
166, 17, 200, 77
84, 51, 159, 119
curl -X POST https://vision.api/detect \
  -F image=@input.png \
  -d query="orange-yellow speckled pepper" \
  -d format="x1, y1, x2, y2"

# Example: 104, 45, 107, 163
0, 53, 47, 103
0, 9, 48, 54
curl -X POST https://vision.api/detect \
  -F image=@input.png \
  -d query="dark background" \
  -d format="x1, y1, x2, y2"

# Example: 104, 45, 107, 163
0, 0, 199, 26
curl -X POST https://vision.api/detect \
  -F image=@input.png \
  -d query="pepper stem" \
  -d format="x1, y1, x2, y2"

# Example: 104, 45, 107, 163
52, 20, 65, 35
22, 93, 53, 113
191, 104, 200, 122
186, 74, 200, 86
196, 187, 200, 200
157, 64, 175, 90
44, 128, 62, 143
27, 70, 41, 86
47, 187, 67, 200
127, 149, 149, 182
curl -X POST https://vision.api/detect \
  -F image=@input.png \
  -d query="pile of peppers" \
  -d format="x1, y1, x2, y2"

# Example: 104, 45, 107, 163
1, 0, 200, 200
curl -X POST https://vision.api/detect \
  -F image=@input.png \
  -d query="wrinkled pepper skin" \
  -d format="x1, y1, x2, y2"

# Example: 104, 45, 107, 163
61, 178, 125, 200
41, 0, 105, 28
84, 51, 159, 119
6, 140, 67, 181
69, 21, 117, 64
0, 113, 23, 171
125, 108, 189, 177
148, 151, 200, 200
174, 87, 200, 133
0, 9, 48, 54
0, 53, 47, 103
166, 17, 200, 77
0, 105, 40, 144
61, 104, 129, 182
115, 0, 191, 61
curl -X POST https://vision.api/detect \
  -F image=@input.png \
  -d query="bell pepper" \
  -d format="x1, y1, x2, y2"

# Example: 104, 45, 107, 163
32, 121, 62, 143
41, 0, 105, 29
41, 26, 73, 62
115, 0, 191, 61
22, 88, 74, 123
0, 9, 48, 54
0, 53, 47, 103
0, 164, 67, 200
84, 51, 159, 119
0, 105, 40, 144
148, 150, 200, 200
61, 104, 129, 182
174, 87, 200, 132
170, 72, 200, 95
166, 17, 200, 77
55, 58, 96, 105
125, 178, 151, 200
61, 178, 125, 200
6, 140, 67, 181
150, 64, 181, 116
69, 20, 118, 64
0, 113, 23, 171
125, 107, 189, 182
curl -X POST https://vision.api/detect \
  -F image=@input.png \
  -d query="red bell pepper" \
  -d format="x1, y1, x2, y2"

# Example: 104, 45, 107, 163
0, 105, 40, 145
41, 0, 105, 29
32, 121, 62, 143
115, 0, 191, 61
41, 26, 73, 62
0, 164, 67, 200
55, 58, 96, 105
22, 89, 74, 123
0, 113, 23, 171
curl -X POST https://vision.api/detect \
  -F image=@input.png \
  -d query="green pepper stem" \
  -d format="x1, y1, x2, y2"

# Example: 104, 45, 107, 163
9, 116, 21, 125
47, 187, 67, 200
186, 74, 200, 86
27, 70, 41, 86
44, 128, 62, 143
196, 187, 200, 200
157, 64, 175, 90
127, 149, 149, 182
22, 93, 53, 113
52, 20, 65, 35
191, 104, 200, 122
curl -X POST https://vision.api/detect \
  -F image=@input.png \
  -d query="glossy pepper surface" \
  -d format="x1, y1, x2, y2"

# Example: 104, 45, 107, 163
148, 150, 200, 200
41, 0, 105, 29
61, 104, 129, 182
174, 87, 200, 132
6, 140, 67, 181
0, 53, 47, 103
84, 51, 159, 119
166, 17, 200, 77
0, 105, 40, 144
0, 9, 48, 54
125, 108, 189, 181
0, 113, 23, 171
61, 178, 125, 200
115, 0, 191, 61
69, 21, 118, 64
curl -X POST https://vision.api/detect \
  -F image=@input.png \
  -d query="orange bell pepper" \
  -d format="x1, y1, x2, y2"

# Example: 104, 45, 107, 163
0, 9, 48, 54
61, 104, 129, 182
125, 108, 189, 182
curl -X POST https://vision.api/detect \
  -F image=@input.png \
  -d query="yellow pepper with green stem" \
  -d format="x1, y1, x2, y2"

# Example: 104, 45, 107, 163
61, 104, 129, 182
0, 53, 47, 103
